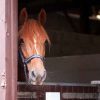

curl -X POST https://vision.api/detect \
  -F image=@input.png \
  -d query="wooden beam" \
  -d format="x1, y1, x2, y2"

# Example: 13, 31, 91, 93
0, 0, 6, 100
5, 0, 18, 100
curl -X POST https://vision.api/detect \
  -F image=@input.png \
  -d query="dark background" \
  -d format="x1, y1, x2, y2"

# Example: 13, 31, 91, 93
18, 0, 100, 83
18, 0, 100, 57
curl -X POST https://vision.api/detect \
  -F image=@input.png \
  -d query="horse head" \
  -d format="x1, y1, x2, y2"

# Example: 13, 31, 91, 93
18, 8, 50, 85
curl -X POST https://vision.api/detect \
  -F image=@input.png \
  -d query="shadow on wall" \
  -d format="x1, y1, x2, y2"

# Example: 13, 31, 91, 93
45, 54, 100, 83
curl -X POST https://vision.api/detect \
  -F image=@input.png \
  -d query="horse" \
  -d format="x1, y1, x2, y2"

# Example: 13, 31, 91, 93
18, 8, 50, 85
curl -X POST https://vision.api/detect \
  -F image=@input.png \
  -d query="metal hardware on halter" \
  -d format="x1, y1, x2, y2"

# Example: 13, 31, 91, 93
18, 47, 45, 82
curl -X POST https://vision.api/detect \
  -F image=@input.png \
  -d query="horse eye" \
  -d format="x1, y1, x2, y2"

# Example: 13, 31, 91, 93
45, 40, 48, 46
19, 39, 24, 45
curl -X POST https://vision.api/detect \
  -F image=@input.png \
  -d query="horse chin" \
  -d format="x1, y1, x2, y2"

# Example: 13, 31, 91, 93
30, 81, 43, 85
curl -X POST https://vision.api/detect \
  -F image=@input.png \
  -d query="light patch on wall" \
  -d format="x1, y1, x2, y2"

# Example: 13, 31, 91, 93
46, 92, 60, 100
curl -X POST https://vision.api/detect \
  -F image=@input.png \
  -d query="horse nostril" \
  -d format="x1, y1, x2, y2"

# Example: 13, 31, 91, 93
31, 71, 36, 77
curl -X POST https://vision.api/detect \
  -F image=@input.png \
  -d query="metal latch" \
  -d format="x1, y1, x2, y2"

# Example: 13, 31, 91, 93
0, 72, 6, 88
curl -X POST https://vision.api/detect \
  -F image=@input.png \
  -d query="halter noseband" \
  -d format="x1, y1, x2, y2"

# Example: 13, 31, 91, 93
19, 50, 45, 64
18, 46, 45, 81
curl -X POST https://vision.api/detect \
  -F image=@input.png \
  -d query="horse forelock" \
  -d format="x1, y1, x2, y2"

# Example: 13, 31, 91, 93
19, 19, 50, 46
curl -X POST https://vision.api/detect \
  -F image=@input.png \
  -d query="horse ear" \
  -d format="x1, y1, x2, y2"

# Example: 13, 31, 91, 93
38, 9, 46, 25
19, 8, 28, 25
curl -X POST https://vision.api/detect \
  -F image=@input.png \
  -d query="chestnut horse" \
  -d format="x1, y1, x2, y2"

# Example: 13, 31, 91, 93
18, 8, 50, 85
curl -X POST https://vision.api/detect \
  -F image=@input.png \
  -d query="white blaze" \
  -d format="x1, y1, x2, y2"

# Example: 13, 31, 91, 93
33, 37, 39, 54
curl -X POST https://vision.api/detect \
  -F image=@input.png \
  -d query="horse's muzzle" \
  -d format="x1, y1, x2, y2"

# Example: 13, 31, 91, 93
29, 70, 47, 85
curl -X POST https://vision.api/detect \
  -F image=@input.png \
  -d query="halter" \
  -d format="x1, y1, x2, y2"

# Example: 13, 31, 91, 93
18, 46, 45, 81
